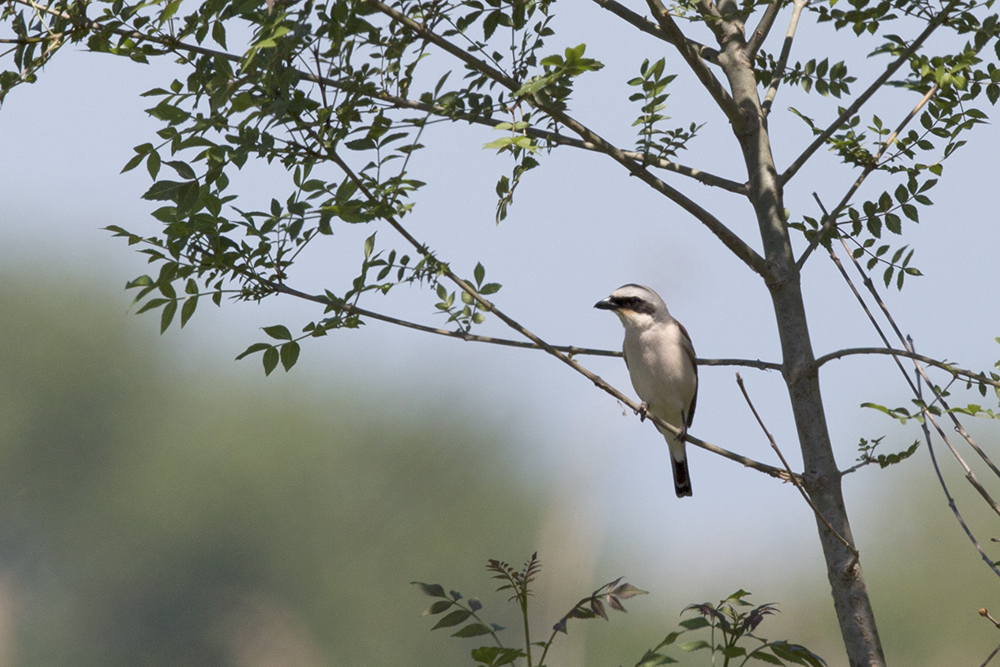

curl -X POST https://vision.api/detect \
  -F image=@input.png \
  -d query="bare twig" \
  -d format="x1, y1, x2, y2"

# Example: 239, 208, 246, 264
746, 0, 785, 57
781, 0, 961, 185
743, 0, 784, 57
761, 0, 807, 116
736, 373, 857, 555
981, 608, 1000, 630
815, 347, 1000, 391
257, 280, 782, 370
795, 84, 939, 268
914, 348, 1000, 578
590, 0, 721, 63
644, 0, 745, 132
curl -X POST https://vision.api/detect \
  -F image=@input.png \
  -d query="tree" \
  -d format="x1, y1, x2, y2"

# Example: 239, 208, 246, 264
3, 0, 1000, 664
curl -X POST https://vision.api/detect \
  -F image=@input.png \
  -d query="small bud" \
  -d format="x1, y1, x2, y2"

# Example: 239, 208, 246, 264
981, 608, 989, 617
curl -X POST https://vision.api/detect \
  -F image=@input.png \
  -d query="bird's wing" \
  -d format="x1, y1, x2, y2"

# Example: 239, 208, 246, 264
677, 321, 698, 428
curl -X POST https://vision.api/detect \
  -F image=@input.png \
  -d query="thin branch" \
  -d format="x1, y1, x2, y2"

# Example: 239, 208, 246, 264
736, 373, 858, 556
644, 0, 746, 132
377, 92, 747, 192
915, 352, 1000, 579
981, 643, 1000, 667
834, 231, 1000, 483
254, 279, 784, 371
368, 0, 770, 278
14, 0, 762, 271
781, 0, 961, 186
760, 0, 807, 116
817, 190, 1000, 540
795, 84, 938, 268
590, 0, 721, 63
312, 135, 789, 480
815, 347, 1000, 390
745, 0, 784, 57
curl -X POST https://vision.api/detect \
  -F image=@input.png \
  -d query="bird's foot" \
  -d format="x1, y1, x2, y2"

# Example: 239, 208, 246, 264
678, 425, 689, 443
635, 402, 649, 422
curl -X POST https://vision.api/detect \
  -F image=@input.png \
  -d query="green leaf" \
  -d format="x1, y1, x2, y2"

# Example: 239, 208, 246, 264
135, 297, 169, 315
263, 325, 293, 340
160, 300, 176, 334
180, 296, 197, 327
422, 600, 453, 616
678, 640, 711, 652
280, 341, 300, 371
262, 346, 279, 376
235, 342, 271, 360
432, 609, 472, 630
748, 651, 784, 665
413, 582, 447, 598
474, 262, 485, 285
452, 623, 493, 637
678, 617, 711, 630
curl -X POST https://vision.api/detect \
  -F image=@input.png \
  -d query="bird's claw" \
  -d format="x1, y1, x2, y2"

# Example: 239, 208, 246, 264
635, 402, 649, 422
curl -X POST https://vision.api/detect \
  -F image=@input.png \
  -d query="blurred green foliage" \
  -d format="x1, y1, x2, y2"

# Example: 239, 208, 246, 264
2, 273, 999, 667
0, 276, 542, 666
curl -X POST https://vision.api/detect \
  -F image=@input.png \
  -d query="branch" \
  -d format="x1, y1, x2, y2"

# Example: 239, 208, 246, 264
736, 373, 857, 556
590, 0, 721, 63
376, 93, 747, 192
795, 85, 938, 268
644, 0, 746, 132
815, 347, 1000, 390
760, 0, 807, 116
820, 201, 1000, 536
914, 350, 1000, 579
745, 0, 784, 57
781, 0, 961, 185
253, 279, 786, 372
368, 0, 770, 278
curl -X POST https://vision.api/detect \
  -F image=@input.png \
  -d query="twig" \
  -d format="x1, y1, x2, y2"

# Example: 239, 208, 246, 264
981, 643, 1000, 667
815, 347, 1000, 391
736, 373, 857, 555
368, 0, 771, 279
745, 0, 785, 57
818, 194, 1000, 563
644, 0, 746, 132
795, 84, 939, 268
981, 608, 1000, 630
781, 0, 961, 186
834, 230, 1000, 483
914, 347, 1000, 578
260, 280, 782, 370
760, 0, 807, 116
12, 0, 762, 271
314, 137, 788, 481
590, 0, 721, 63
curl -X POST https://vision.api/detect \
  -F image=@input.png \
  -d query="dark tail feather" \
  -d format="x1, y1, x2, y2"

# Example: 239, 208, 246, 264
672, 457, 693, 498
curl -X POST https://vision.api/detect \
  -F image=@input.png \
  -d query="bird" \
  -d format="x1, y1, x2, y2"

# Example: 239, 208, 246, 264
594, 284, 699, 498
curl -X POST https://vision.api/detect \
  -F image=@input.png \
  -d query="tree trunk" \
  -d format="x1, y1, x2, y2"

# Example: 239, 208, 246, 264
717, 25, 888, 667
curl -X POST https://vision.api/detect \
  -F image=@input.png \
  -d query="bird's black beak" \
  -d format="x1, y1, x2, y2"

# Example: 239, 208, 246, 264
594, 297, 616, 310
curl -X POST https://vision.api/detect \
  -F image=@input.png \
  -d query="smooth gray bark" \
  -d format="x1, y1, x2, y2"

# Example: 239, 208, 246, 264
714, 18, 888, 667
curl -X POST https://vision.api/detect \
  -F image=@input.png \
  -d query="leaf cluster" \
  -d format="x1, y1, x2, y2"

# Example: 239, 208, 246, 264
637, 590, 825, 667
415, 553, 646, 667
627, 58, 702, 160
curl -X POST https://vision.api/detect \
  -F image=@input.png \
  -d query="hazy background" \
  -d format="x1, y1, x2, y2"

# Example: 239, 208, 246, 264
1, 2, 1000, 665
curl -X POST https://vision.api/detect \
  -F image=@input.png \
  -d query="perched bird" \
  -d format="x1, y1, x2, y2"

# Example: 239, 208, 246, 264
595, 284, 699, 498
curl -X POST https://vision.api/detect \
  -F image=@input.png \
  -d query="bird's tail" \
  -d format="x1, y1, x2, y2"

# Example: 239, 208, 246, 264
671, 456, 693, 498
